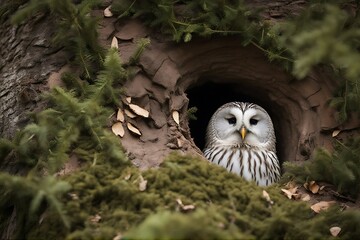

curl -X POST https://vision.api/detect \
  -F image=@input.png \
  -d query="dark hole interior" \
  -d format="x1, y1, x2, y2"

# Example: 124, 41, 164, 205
187, 80, 285, 163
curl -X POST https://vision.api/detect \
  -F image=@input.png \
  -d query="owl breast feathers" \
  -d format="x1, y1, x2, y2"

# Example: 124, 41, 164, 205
203, 102, 280, 186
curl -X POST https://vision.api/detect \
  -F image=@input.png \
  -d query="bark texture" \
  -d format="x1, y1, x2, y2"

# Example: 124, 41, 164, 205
0, 14, 67, 139
0, 1, 359, 170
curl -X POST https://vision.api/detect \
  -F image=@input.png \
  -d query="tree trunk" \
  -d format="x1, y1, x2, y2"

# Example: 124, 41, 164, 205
1, 1, 359, 170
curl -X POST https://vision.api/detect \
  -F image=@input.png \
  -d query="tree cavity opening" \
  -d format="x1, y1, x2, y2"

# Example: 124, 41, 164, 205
186, 79, 287, 164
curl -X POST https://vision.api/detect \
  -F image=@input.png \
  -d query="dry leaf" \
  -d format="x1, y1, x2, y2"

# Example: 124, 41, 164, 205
301, 193, 311, 201
176, 198, 195, 211
104, 6, 113, 17
281, 186, 298, 199
182, 204, 196, 211
69, 193, 79, 200
126, 97, 132, 104
329, 226, 341, 237
172, 111, 180, 125
139, 175, 147, 191
262, 190, 274, 205
129, 104, 149, 118
117, 109, 125, 122
112, 122, 125, 137
177, 138, 183, 148
113, 233, 122, 240
124, 173, 131, 180
332, 130, 341, 137
89, 214, 101, 223
124, 109, 136, 118
111, 36, 118, 49
311, 201, 336, 213
309, 181, 320, 194
127, 122, 141, 136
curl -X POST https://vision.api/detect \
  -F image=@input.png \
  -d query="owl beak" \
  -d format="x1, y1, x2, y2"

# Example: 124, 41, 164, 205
240, 126, 247, 140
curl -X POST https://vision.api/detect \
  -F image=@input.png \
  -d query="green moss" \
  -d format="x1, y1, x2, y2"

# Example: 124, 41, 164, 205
20, 153, 360, 239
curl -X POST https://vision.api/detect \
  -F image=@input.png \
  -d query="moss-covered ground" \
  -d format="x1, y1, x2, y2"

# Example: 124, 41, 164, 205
25, 153, 360, 240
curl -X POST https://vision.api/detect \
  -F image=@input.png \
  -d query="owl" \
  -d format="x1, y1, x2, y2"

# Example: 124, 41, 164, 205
203, 102, 280, 186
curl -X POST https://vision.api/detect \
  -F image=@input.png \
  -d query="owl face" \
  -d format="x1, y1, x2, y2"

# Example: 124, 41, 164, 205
206, 102, 276, 151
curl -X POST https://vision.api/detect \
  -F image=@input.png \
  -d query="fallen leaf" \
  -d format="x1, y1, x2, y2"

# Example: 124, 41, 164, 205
176, 198, 195, 212
89, 214, 101, 223
117, 109, 125, 122
332, 130, 341, 137
262, 190, 274, 205
124, 173, 131, 180
124, 109, 136, 118
125, 97, 132, 104
177, 138, 183, 148
281, 186, 298, 199
329, 226, 341, 237
112, 122, 125, 137
104, 6, 113, 17
300, 193, 311, 201
127, 122, 141, 136
111, 36, 118, 49
69, 193, 79, 200
182, 204, 196, 211
139, 175, 147, 191
309, 181, 320, 194
129, 104, 149, 118
113, 233, 122, 240
172, 111, 180, 125
311, 201, 336, 213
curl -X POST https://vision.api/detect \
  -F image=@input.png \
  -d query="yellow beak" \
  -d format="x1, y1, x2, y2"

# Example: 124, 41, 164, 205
240, 126, 247, 140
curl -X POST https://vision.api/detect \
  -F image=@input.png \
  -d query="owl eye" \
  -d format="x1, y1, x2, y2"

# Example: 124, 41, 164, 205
226, 117, 237, 125
250, 118, 259, 125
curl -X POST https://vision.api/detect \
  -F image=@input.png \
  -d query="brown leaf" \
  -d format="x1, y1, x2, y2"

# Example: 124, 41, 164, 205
311, 201, 336, 213
111, 36, 118, 49
176, 198, 195, 212
89, 214, 101, 223
177, 138, 183, 148
111, 122, 125, 137
113, 233, 122, 240
124, 173, 131, 180
332, 130, 341, 137
138, 175, 147, 191
127, 122, 141, 136
300, 193, 311, 202
172, 111, 180, 125
124, 109, 136, 118
281, 186, 298, 199
182, 204, 196, 211
116, 109, 125, 122
129, 104, 149, 118
262, 190, 274, 205
329, 226, 341, 237
309, 181, 320, 194
104, 6, 113, 17
69, 193, 79, 200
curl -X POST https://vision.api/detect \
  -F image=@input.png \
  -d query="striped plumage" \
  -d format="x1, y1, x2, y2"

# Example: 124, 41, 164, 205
203, 102, 280, 186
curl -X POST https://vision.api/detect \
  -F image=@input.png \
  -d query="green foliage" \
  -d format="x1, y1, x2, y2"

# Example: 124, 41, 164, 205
128, 38, 151, 65
18, 154, 360, 239
11, 0, 104, 79
187, 106, 198, 120
0, 47, 130, 237
0, 0, 28, 23
275, 2, 360, 121
112, 1, 259, 43
284, 137, 360, 198
0, 173, 70, 239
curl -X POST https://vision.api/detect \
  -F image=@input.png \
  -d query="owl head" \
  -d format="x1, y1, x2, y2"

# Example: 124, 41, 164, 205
205, 102, 276, 152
